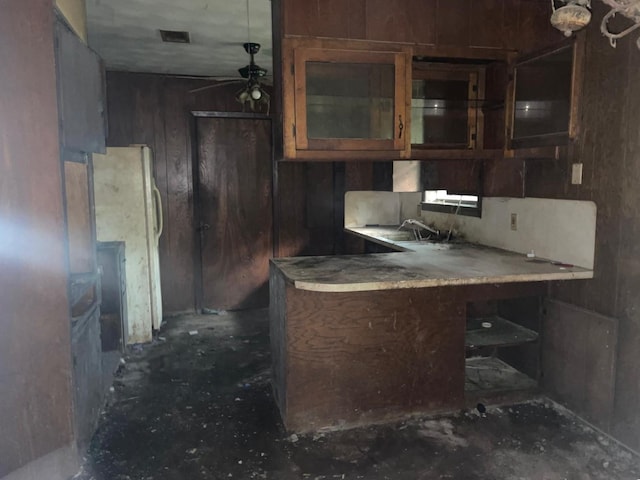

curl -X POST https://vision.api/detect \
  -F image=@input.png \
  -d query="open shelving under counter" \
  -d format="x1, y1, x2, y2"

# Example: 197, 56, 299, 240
465, 356, 538, 396
466, 316, 538, 350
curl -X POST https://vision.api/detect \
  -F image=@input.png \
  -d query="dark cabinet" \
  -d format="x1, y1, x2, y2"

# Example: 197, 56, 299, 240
411, 64, 484, 150
98, 242, 128, 351
55, 17, 106, 155
506, 36, 585, 150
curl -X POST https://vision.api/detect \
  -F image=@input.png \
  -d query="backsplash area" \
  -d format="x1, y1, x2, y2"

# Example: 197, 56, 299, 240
345, 192, 597, 269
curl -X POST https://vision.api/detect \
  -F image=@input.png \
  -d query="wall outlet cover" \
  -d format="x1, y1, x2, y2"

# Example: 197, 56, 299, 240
510, 213, 518, 231
572, 163, 583, 185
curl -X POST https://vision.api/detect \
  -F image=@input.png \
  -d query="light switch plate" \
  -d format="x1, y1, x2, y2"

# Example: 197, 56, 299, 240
572, 163, 583, 185
510, 213, 518, 231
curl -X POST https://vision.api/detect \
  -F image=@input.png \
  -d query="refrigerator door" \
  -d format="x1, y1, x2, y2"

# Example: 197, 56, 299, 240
141, 147, 163, 331
93, 146, 155, 344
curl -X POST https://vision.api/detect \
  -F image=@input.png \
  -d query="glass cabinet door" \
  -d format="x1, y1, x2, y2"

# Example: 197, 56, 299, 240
510, 44, 574, 148
411, 68, 480, 149
293, 49, 408, 152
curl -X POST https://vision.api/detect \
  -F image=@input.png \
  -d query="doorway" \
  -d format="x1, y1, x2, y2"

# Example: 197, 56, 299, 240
193, 114, 273, 312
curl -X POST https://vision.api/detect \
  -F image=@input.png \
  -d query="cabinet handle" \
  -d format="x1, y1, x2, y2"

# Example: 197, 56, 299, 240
398, 115, 404, 139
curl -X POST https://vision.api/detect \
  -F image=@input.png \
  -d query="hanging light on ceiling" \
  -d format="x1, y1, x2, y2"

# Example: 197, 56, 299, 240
550, 0, 640, 48
550, 0, 592, 37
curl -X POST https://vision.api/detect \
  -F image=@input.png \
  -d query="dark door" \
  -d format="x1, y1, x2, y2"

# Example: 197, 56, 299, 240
196, 117, 273, 311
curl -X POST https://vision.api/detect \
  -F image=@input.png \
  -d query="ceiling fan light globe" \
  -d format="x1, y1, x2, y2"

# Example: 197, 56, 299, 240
550, 4, 591, 36
250, 86, 262, 100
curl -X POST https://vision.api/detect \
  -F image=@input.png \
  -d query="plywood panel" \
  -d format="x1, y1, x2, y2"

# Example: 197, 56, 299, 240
161, 80, 196, 314
344, 162, 374, 253
196, 117, 273, 310
283, 0, 366, 39
542, 300, 617, 431
282, 283, 466, 431
366, 0, 437, 44
484, 158, 524, 197
0, 0, 74, 474
436, 0, 471, 47
64, 161, 94, 273
515, 0, 561, 53
423, 159, 481, 194
275, 162, 310, 258
280, 0, 557, 53
55, 19, 105, 154
470, 0, 506, 48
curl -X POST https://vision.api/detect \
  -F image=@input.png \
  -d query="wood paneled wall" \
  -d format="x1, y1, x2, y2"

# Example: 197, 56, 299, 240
524, 2, 640, 450
280, 0, 560, 54
106, 72, 389, 313
0, 0, 75, 476
106, 73, 255, 314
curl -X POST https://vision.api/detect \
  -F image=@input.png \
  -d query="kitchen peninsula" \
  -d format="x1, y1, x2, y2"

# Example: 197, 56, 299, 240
269, 223, 594, 432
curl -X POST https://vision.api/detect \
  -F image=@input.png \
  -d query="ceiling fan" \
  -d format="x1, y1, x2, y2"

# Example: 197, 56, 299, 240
189, 42, 270, 113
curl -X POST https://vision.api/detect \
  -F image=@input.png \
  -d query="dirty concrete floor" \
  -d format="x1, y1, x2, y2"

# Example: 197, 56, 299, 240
78, 310, 640, 480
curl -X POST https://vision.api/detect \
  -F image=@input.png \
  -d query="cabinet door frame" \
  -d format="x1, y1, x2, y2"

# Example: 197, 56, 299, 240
282, 38, 412, 161
505, 34, 585, 150
411, 64, 485, 150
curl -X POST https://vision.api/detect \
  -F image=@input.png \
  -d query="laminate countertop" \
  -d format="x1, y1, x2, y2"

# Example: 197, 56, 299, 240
270, 226, 594, 293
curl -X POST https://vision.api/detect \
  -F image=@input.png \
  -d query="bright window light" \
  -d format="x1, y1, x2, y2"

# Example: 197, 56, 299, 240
423, 190, 478, 208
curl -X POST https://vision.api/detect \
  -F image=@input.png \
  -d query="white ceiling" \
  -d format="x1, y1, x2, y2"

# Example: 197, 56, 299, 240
86, 0, 273, 78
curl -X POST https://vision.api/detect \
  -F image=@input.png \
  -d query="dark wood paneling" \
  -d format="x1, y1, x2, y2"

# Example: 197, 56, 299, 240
65, 162, 94, 273
275, 162, 310, 258
55, 18, 106, 154
71, 307, 103, 451
106, 73, 252, 313
0, 0, 74, 474
343, 162, 375, 253
483, 61, 509, 150
366, 0, 437, 44
196, 117, 273, 310
514, 0, 560, 54
283, 0, 366, 39
269, 264, 288, 417
435, 0, 470, 47
542, 300, 617, 431
281, 0, 561, 53
484, 158, 524, 197
423, 159, 482, 194
470, 0, 506, 49
162, 80, 196, 314
524, 1, 640, 451
278, 281, 466, 431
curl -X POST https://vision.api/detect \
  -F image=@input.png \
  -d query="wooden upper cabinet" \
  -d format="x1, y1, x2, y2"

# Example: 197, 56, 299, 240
411, 65, 484, 151
55, 17, 107, 155
506, 35, 585, 150
283, 38, 412, 160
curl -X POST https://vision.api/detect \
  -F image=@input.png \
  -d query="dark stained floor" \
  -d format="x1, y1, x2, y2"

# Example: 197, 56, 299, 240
77, 310, 640, 480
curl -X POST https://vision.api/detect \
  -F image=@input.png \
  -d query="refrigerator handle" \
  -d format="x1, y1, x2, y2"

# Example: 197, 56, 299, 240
152, 184, 164, 241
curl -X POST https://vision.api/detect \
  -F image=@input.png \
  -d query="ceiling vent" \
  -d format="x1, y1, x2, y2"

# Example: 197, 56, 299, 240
159, 30, 191, 44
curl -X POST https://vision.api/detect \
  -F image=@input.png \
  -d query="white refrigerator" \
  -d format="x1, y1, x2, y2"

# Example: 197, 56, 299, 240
93, 146, 163, 344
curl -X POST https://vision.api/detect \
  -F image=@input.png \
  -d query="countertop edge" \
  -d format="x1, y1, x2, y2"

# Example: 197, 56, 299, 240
293, 270, 594, 293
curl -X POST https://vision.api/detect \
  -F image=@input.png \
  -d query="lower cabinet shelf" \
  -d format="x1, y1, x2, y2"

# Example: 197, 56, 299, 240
466, 315, 538, 350
465, 356, 538, 395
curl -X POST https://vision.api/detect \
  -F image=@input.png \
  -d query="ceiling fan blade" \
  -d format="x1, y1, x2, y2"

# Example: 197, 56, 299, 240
189, 80, 244, 94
